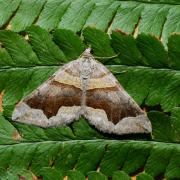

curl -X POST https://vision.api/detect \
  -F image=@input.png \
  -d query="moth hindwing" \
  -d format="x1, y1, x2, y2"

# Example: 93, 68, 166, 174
12, 48, 152, 135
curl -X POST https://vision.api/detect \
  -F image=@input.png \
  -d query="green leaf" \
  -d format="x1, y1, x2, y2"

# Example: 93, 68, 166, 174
44, 125, 76, 141
0, 30, 40, 66
148, 111, 176, 142
0, 171, 19, 180
111, 31, 145, 65
0, 26, 179, 146
0, 0, 20, 28
145, 70, 173, 107
0, 48, 15, 67
108, 65, 179, 112
134, 0, 180, 4
0, 0, 179, 46
145, 144, 175, 178
165, 148, 180, 179
66, 170, 85, 180
0, 7, 179, 178
162, 6, 180, 45
87, 171, 108, 180
10, 0, 46, 32
53, 29, 85, 60
139, 4, 169, 37
13, 122, 50, 142
75, 142, 105, 175
84, 1, 120, 32
100, 142, 131, 176
112, 171, 131, 180
83, 27, 117, 63
2, 70, 33, 110
168, 34, 180, 69
0, 67, 57, 118
17, 169, 34, 180
0, 113, 19, 145
136, 173, 154, 180
72, 118, 104, 139
0, 141, 179, 179
170, 107, 180, 141
0, 67, 57, 117
26, 26, 67, 65
58, 0, 95, 32
111, 2, 143, 34
39, 167, 63, 180
30, 142, 60, 175
0, 27, 179, 147
37, 0, 71, 31
109, 65, 153, 105
122, 142, 151, 174
53, 142, 83, 174
161, 72, 180, 111
136, 34, 169, 68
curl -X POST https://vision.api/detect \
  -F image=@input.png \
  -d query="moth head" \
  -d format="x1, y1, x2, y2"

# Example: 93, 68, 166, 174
84, 47, 91, 54
81, 47, 92, 59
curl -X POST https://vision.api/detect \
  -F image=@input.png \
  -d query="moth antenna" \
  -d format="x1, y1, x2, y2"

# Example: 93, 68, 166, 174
94, 53, 120, 59
84, 47, 91, 53
80, 47, 92, 58
58, 62, 65, 66
110, 70, 127, 74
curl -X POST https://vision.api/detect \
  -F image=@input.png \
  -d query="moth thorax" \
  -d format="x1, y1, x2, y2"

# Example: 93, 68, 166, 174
81, 58, 92, 79
80, 58, 92, 112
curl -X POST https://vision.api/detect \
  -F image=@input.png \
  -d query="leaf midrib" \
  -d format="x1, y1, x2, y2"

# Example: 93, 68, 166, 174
1, 139, 179, 147
0, 65, 179, 73
119, 0, 180, 5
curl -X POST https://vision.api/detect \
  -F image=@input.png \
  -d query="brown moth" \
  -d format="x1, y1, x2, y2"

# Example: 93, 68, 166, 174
12, 48, 152, 135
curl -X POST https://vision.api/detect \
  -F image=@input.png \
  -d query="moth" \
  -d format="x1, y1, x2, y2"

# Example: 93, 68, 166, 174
12, 48, 152, 135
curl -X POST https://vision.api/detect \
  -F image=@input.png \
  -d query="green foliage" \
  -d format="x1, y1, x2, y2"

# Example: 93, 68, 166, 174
88, 171, 108, 180
39, 168, 63, 180
83, 27, 117, 63
0, 0, 180, 45
0, 30, 40, 66
136, 173, 154, 180
37, 0, 71, 31
0, 26, 179, 118
58, 0, 95, 32
148, 111, 176, 142
112, 171, 131, 180
53, 29, 85, 60
66, 170, 85, 180
10, 0, 46, 32
0, 0, 21, 28
0, 0, 179, 179
171, 107, 180, 141
26, 26, 67, 64
0, 25, 179, 179
0, 138, 179, 179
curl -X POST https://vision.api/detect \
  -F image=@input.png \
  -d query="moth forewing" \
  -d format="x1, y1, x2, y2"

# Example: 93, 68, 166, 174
12, 48, 152, 135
